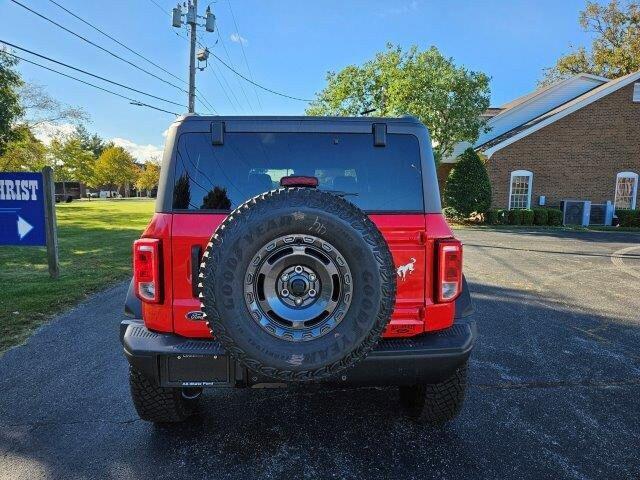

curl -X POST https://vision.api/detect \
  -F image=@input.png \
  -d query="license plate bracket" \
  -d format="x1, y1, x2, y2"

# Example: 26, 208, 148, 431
162, 354, 231, 387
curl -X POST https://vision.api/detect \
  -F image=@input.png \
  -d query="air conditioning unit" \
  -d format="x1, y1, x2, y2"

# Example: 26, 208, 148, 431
588, 201, 614, 226
561, 200, 591, 226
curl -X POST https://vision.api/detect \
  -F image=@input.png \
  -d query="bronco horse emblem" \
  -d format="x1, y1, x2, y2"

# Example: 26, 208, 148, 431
397, 257, 416, 281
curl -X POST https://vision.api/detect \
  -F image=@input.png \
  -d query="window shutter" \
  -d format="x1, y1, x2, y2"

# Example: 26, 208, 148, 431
633, 82, 640, 103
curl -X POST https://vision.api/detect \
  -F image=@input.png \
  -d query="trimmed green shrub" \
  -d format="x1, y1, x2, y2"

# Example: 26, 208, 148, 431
533, 208, 549, 226
497, 209, 509, 224
443, 148, 492, 217
484, 209, 500, 225
443, 206, 464, 223
508, 209, 522, 225
521, 209, 534, 225
616, 209, 640, 227
547, 208, 563, 226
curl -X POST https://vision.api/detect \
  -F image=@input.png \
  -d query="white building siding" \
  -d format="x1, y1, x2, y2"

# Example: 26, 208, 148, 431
442, 74, 608, 164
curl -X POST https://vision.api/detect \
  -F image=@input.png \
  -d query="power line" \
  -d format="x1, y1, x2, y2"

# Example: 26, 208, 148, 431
193, 33, 241, 112
188, 23, 253, 111
147, 0, 170, 15
195, 89, 218, 114
5, 51, 179, 115
191, 32, 219, 114
48, 0, 188, 88
208, 64, 239, 113
210, 51, 313, 102
1, 40, 185, 108
175, 23, 241, 113
214, 26, 253, 111
9, 0, 187, 94
49, 0, 215, 113
139, 2, 218, 113
226, 0, 262, 108
142, 1, 306, 111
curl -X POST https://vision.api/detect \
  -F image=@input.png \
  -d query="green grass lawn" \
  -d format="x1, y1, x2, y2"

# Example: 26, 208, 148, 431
0, 199, 155, 352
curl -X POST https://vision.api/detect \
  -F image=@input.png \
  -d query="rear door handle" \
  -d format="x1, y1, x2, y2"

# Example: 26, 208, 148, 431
191, 245, 202, 298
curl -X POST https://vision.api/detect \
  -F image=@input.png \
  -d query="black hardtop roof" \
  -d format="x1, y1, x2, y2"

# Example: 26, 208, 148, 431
156, 113, 441, 213
172, 114, 423, 126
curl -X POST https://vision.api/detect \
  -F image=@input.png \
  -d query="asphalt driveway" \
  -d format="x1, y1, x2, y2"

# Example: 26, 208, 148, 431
1, 228, 639, 479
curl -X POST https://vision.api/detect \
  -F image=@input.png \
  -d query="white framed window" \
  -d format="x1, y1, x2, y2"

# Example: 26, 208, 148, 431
614, 171, 638, 210
508, 170, 533, 209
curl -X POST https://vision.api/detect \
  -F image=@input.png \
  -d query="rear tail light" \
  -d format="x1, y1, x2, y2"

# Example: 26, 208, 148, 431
280, 175, 319, 188
436, 239, 462, 302
133, 238, 162, 303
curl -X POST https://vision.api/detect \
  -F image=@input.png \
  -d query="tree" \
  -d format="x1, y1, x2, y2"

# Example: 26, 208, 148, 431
48, 137, 96, 193
94, 146, 138, 194
306, 44, 491, 163
0, 50, 24, 155
0, 126, 47, 171
201, 186, 231, 210
135, 160, 161, 196
542, 1, 640, 85
443, 148, 492, 217
18, 83, 87, 129
72, 124, 107, 158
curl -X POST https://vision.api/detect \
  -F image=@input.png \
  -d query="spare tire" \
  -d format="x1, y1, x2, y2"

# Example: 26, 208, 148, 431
198, 188, 396, 382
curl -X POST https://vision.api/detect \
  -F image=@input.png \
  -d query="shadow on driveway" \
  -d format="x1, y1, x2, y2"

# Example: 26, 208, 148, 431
462, 227, 640, 245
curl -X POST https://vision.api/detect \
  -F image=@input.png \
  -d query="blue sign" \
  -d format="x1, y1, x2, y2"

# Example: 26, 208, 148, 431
0, 172, 46, 246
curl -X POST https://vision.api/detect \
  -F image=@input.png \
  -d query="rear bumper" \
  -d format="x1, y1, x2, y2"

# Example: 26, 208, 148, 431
120, 317, 476, 387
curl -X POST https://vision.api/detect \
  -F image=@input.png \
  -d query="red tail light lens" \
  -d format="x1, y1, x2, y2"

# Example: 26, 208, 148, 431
436, 239, 462, 302
133, 238, 162, 303
280, 175, 319, 188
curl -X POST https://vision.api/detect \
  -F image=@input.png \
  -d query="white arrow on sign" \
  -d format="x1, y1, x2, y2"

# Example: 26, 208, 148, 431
17, 215, 34, 240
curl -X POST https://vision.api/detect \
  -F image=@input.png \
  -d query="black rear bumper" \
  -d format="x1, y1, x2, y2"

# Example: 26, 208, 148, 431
121, 317, 476, 388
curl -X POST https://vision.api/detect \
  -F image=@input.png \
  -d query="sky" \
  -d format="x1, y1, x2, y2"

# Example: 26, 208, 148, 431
0, 0, 601, 162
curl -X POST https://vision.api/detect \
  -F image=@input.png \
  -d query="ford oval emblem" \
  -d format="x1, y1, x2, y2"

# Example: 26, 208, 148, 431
186, 310, 205, 321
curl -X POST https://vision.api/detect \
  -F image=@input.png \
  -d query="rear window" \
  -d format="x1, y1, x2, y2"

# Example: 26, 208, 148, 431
172, 132, 423, 212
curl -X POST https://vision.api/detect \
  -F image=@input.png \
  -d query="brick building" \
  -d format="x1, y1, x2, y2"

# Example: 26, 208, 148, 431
442, 71, 640, 211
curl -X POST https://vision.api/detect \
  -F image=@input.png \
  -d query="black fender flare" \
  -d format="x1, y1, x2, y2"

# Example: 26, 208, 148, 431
124, 278, 142, 319
454, 275, 474, 319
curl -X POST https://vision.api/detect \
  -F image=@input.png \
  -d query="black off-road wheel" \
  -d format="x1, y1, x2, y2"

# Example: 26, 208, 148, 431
399, 363, 468, 425
198, 188, 396, 382
129, 366, 201, 423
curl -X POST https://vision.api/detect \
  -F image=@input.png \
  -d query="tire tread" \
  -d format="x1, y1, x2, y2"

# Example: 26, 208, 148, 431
400, 364, 468, 425
199, 188, 396, 382
129, 366, 196, 423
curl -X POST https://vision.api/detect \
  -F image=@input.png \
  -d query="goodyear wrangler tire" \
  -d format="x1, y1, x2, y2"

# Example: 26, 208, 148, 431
198, 188, 396, 382
129, 366, 200, 423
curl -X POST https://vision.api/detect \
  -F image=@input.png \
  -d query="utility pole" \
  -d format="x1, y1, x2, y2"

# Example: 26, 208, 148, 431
187, 0, 197, 113
172, 1, 216, 113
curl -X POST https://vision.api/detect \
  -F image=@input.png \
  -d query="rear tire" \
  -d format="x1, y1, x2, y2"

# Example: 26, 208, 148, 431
128, 366, 200, 423
399, 363, 468, 425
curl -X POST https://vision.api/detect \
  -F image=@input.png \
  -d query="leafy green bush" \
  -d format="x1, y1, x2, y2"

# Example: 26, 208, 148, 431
497, 209, 509, 224
443, 148, 492, 217
547, 208, 563, 226
508, 209, 522, 225
484, 209, 500, 225
616, 209, 640, 227
521, 209, 534, 225
533, 208, 549, 225
443, 206, 464, 223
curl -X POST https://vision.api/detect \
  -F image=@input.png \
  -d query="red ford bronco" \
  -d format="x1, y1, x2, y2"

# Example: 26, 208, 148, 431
121, 115, 476, 425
